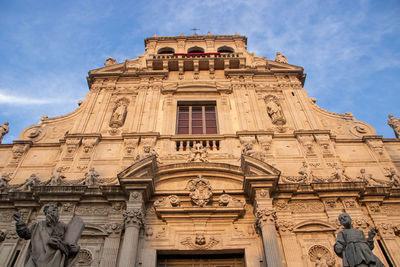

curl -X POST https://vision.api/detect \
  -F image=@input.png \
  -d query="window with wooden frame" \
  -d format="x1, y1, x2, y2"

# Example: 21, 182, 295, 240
176, 101, 218, 134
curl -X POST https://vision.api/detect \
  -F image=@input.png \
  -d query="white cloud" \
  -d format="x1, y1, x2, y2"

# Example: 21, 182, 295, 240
0, 91, 75, 105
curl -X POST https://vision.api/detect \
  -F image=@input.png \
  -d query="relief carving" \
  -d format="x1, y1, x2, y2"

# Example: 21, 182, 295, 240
64, 137, 81, 159
186, 175, 212, 207
276, 220, 294, 233
76, 248, 93, 266
308, 245, 336, 267
10, 143, 30, 164
123, 138, 139, 157
180, 235, 219, 249
255, 208, 276, 229
81, 137, 99, 158
187, 142, 208, 162
123, 208, 144, 227
314, 134, 334, 157
297, 135, 315, 156
218, 193, 245, 208
298, 161, 314, 184
366, 139, 386, 158
109, 98, 129, 128
136, 137, 157, 160
154, 195, 181, 208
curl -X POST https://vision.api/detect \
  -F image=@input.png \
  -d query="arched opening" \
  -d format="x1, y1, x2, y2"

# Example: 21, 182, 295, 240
217, 46, 234, 53
187, 46, 205, 53
157, 47, 175, 54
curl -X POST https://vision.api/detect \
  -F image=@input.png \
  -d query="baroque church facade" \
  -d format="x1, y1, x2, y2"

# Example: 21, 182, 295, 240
0, 34, 399, 267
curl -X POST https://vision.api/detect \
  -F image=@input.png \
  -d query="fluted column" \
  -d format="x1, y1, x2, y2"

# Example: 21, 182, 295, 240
117, 191, 144, 267
100, 223, 122, 267
254, 189, 284, 267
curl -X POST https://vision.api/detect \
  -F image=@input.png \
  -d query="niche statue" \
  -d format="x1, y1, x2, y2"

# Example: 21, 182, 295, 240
13, 203, 84, 267
334, 213, 384, 267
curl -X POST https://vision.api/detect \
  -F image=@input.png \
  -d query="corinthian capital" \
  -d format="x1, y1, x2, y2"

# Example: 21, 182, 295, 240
255, 208, 277, 229
123, 209, 144, 228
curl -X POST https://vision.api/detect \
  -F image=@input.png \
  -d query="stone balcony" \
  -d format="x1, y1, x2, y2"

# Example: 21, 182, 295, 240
147, 52, 245, 73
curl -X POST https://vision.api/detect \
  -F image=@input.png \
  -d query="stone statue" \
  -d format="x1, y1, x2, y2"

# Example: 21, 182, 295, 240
109, 99, 128, 128
274, 52, 288, 64
0, 121, 9, 144
23, 174, 41, 191
49, 168, 66, 186
385, 167, 400, 187
0, 173, 11, 193
13, 203, 84, 267
334, 213, 384, 267
84, 167, 100, 186
388, 114, 400, 138
298, 161, 314, 184
265, 96, 286, 126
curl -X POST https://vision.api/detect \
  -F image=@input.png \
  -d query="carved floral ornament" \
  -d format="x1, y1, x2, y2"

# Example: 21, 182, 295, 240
255, 208, 276, 229
154, 195, 181, 208
123, 208, 144, 227
186, 175, 213, 207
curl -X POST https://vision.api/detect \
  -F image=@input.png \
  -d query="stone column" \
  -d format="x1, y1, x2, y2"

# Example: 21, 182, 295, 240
256, 208, 284, 267
100, 223, 122, 267
117, 191, 144, 267
255, 189, 284, 267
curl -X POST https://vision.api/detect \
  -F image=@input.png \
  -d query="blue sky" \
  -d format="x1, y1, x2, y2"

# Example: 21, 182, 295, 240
0, 0, 399, 143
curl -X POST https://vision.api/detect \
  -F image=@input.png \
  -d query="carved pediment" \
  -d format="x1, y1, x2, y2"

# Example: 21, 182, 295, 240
293, 220, 336, 233
241, 155, 280, 176
89, 62, 125, 75
267, 60, 304, 71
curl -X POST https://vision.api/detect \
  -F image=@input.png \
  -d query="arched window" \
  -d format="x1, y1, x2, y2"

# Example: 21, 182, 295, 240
217, 46, 234, 53
187, 46, 205, 53
157, 47, 175, 54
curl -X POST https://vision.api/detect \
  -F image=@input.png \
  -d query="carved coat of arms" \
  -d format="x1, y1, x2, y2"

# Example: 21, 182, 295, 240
186, 176, 212, 207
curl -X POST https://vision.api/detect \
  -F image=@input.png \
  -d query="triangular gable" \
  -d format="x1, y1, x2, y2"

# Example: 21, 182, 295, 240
267, 60, 304, 71
241, 155, 281, 176
89, 62, 125, 74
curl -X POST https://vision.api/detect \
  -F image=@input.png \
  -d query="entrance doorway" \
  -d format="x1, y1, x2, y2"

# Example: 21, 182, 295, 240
157, 253, 245, 267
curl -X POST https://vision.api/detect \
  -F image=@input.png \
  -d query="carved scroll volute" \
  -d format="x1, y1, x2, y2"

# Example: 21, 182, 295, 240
109, 98, 129, 128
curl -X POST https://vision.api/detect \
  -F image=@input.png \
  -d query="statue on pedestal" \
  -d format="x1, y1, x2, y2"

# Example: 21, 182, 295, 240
13, 203, 84, 267
0, 121, 9, 144
334, 213, 384, 267
388, 114, 400, 138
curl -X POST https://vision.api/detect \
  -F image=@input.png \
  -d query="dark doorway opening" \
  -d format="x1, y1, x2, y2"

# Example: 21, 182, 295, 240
157, 251, 245, 267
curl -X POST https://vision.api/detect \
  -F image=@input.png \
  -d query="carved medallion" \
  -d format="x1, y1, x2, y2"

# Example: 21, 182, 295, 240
186, 176, 212, 207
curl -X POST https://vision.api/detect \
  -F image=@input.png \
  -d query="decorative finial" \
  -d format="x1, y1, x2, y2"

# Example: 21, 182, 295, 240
207, 31, 211, 35
180, 33, 184, 36
153, 34, 157, 37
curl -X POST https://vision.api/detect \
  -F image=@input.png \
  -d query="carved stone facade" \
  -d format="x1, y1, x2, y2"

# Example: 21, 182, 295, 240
0, 34, 399, 267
